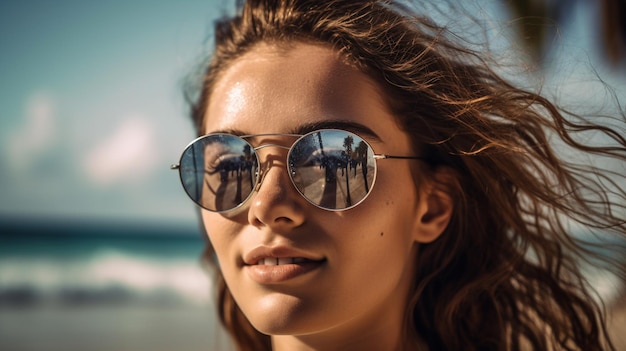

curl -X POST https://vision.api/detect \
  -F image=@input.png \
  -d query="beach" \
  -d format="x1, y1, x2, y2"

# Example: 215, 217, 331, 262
0, 220, 235, 351
0, 303, 233, 351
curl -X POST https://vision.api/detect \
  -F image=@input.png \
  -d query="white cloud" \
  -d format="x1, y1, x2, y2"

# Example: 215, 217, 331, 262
83, 117, 158, 186
6, 93, 57, 172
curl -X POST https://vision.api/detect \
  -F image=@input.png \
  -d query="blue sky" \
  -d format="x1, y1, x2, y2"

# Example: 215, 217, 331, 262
0, 0, 623, 227
0, 0, 233, 224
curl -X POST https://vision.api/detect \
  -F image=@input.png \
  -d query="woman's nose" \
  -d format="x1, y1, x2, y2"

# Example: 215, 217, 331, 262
247, 155, 306, 231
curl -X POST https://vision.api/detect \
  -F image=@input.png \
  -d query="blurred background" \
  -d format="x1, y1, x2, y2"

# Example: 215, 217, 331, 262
0, 1, 234, 350
0, 0, 624, 350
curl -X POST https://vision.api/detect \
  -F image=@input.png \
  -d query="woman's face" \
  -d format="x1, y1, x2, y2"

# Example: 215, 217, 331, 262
202, 42, 448, 346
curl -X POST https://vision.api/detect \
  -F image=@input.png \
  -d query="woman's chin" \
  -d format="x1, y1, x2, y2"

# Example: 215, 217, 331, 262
243, 294, 328, 336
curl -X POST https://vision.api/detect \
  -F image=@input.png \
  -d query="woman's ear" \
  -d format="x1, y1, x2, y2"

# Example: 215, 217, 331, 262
413, 167, 455, 243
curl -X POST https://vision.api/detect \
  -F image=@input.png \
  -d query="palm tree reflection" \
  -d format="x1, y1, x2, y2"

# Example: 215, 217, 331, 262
202, 140, 256, 211
318, 131, 338, 209
313, 132, 372, 209
356, 141, 369, 193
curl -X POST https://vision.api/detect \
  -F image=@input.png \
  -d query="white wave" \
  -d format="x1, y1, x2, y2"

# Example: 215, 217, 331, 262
0, 249, 212, 304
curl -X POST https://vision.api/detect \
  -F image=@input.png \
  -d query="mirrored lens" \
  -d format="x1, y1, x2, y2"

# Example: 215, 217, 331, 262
289, 130, 376, 210
178, 134, 258, 212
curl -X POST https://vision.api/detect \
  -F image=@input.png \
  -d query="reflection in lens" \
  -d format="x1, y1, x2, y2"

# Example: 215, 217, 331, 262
179, 134, 257, 212
289, 130, 376, 210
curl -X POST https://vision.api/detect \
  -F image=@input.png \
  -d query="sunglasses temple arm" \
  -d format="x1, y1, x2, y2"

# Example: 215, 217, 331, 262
171, 164, 180, 170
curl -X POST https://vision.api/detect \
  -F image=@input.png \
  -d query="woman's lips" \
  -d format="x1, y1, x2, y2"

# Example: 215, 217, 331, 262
245, 257, 325, 284
243, 246, 326, 284
255, 257, 311, 265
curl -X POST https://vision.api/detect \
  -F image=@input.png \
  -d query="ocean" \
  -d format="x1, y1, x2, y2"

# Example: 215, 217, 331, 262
0, 218, 233, 351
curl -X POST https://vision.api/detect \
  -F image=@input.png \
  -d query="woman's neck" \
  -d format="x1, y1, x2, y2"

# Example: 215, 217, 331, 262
270, 316, 415, 351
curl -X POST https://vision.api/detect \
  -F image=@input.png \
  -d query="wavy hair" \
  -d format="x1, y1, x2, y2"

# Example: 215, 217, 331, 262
187, 1, 626, 350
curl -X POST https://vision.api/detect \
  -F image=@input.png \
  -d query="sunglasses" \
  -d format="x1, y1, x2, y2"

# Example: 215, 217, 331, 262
171, 129, 424, 212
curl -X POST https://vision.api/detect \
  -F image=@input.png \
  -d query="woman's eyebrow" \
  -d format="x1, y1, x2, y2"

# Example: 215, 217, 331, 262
293, 120, 382, 142
206, 120, 382, 142
205, 128, 247, 136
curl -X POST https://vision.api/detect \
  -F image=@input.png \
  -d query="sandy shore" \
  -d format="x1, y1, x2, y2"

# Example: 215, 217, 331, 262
0, 303, 234, 351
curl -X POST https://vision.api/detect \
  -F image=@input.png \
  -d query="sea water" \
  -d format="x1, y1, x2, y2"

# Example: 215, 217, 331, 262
0, 218, 233, 351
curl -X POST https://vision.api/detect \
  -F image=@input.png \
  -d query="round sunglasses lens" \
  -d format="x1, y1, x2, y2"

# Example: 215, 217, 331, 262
178, 134, 258, 212
289, 130, 376, 210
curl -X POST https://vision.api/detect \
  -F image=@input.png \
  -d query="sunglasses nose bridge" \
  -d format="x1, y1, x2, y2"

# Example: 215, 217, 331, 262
253, 144, 293, 192
253, 143, 292, 152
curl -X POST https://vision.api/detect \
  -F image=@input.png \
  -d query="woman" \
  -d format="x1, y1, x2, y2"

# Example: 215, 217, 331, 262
173, 0, 626, 350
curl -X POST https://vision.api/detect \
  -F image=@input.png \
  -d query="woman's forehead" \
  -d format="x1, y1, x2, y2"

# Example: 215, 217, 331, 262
203, 42, 391, 135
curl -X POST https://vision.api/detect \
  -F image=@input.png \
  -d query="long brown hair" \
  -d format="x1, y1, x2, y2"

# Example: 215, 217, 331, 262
188, 1, 626, 350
